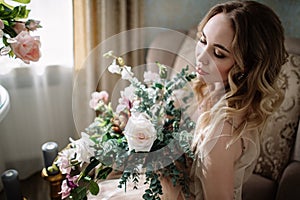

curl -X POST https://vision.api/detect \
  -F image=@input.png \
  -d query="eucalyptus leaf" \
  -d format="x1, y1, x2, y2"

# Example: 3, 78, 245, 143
89, 180, 100, 195
80, 158, 100, 178
96, 167, 112, 179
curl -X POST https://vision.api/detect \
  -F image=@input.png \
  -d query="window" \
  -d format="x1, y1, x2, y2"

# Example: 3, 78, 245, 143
0, 0, 73, 74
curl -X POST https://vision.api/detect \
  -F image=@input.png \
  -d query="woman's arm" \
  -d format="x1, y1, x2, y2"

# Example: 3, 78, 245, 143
201, 123, 243, 200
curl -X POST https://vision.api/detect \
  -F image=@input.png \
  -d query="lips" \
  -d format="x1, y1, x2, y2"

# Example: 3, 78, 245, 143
196, 67, 209, 75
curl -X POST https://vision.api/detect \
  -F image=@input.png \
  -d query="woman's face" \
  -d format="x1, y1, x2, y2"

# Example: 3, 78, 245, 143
195, 13, 235, 83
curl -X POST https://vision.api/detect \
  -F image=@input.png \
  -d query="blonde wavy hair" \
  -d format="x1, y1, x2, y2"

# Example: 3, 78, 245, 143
193, 0, 288, 145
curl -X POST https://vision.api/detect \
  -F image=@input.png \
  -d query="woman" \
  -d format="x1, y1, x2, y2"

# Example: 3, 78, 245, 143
92, 1, 287, 199
161, 1, 287, 200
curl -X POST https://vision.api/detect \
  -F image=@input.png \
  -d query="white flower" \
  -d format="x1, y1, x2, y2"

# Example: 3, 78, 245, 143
55, 148, 76, 174
121, 65, 133, 80
108, 59, 133, 80
108, 59, 121, 74
0, 46, 11, 56
69, 132, 95, 165
144, 71, 160, 83
124, 112, 157, 152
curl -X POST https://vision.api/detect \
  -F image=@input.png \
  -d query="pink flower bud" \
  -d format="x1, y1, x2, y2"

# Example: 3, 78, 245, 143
26, 19, 41, 31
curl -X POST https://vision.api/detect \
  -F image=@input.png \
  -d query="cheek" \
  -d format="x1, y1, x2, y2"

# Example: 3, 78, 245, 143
215, 60, 234, 78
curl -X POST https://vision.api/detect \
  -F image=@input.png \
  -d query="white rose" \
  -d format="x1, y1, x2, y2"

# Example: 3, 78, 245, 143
124, 113, 157, 152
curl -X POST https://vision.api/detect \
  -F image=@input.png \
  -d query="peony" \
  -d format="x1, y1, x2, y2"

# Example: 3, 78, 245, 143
124, 112, 157, 152
10, 31, 41, 64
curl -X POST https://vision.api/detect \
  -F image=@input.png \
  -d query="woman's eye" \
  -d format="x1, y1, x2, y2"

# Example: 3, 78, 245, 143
214, 50, 225, 58
199, 36, 206, 44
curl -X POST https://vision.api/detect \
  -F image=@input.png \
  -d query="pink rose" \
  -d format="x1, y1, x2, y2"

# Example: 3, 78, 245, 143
13, 22, 27, 34
10, 31, 41, 64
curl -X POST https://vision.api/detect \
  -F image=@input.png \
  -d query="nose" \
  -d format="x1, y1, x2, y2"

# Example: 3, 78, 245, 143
195, 42, 209, 66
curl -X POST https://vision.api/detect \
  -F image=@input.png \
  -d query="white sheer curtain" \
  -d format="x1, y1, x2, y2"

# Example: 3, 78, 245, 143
0, 0, 74, 191
0, 66, 76, 190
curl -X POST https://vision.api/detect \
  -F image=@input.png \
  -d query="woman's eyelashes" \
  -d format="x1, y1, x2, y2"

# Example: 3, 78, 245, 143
199, 35, 206, 44
198, 35, 226, 59
214, 50, 225, 58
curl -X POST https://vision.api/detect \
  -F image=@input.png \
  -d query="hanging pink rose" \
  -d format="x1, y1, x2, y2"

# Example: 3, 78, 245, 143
10, 31, 41, 64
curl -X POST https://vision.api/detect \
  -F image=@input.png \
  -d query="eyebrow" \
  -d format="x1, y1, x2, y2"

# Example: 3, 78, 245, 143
201, 31, 231, 53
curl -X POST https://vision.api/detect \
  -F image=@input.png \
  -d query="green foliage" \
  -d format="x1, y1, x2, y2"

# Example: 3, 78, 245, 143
96, 166, 112, 179
0, 4, 30, 20
70, 186, 88, 200
79, 157, 100, 180
89, 180, 99, 195
57, 59, 197, 199
142, 170, 163, 200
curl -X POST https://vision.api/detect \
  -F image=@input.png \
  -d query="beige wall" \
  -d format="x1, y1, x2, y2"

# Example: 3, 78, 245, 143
144, 0, 300, 38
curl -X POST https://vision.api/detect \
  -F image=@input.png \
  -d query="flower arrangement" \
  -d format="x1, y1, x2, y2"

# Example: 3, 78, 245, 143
0, 0, 42, 64
55, 51, 197, 200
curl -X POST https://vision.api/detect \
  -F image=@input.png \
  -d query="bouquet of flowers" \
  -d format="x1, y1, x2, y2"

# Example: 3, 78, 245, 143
0, 0, 42, 64
55, 51, 197, 200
